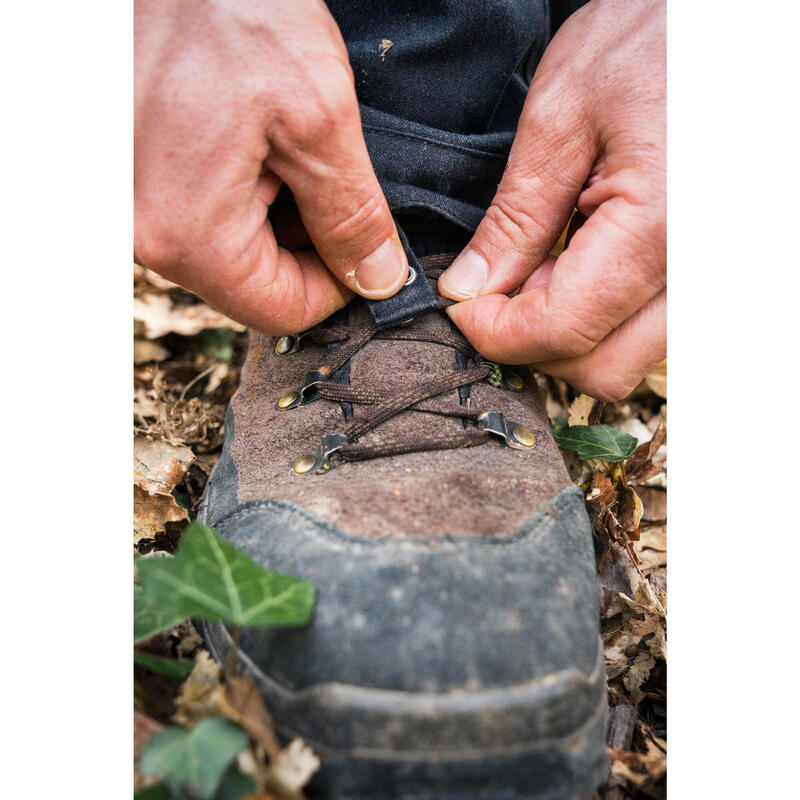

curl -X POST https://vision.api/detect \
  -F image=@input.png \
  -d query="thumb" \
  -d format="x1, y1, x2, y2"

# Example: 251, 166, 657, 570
438, 98, 595, 301
268, 79, 408, 300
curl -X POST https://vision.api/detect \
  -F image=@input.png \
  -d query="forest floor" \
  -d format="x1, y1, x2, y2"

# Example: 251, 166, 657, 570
134, 264, 667, 799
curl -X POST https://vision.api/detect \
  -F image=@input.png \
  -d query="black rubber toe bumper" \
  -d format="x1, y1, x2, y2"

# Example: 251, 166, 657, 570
202, 486, 608, 799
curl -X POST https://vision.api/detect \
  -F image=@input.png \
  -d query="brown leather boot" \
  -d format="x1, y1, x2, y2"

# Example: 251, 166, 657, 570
200, 247, 607, 800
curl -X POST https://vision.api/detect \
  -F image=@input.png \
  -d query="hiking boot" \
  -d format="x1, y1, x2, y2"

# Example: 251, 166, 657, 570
200, 233, 608, 800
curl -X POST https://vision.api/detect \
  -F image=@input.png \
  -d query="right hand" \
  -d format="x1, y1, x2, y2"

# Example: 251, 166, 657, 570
135, 0, 408, 334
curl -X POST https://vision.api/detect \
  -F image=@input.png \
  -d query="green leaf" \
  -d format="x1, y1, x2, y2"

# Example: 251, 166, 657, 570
134, 584, 187, 645
551, 424, 638, 462
140, 716, 248, 800
133, 650, 195, 680
134, 783, 174, 800
214, 764, 256, 799
137, 520, 315, 627
197, 328, 237, 361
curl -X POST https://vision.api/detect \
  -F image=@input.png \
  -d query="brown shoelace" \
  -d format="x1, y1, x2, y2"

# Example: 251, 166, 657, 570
277, 257, 535, 474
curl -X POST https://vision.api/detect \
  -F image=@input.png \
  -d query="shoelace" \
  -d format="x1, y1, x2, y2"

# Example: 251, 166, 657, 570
274, 256, 536, 474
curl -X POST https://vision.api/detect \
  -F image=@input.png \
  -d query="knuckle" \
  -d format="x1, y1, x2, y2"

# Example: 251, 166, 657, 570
545, 308, 600, 359
275, 64, 357, 148
321, 189, 387, 247
484, 196, 549, 252
134, 215, 182, 276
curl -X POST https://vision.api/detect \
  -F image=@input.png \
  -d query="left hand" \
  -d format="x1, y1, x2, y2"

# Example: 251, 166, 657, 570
439, 0, 665, 402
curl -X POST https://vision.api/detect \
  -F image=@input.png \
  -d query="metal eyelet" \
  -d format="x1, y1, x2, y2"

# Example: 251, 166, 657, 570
477, 411, 535, 450
477, 359, 524, 392
292, 432, 349, 474
276, 367, 332, 410
403, 265, 417, 286
274, 332, 311, 356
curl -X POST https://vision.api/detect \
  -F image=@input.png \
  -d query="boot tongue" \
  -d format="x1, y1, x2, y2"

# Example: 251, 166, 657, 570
364, 228, 440, 327
344, 292, 466, 445
364, 219, 472, 328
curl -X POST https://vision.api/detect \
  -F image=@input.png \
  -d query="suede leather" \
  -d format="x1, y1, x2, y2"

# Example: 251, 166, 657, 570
229, 301, 572, 539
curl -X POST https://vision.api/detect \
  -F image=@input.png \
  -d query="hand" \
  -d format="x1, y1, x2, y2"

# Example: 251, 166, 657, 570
135, 0, 408, 335
439, 0, 665, 401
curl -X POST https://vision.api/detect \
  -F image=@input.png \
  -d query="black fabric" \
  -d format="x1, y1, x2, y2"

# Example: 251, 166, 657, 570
324, 1, 556, 324
327, 0, 550, 136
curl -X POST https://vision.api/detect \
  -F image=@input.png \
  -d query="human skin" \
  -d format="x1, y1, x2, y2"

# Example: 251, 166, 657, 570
136, 0, 665, 402
439, 0, 666, 402
134, 0, 408, 335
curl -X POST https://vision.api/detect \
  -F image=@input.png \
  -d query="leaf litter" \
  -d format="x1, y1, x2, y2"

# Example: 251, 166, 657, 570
540, 372, 667, 799
133, 266, 666, 799
134, 267, 321, 799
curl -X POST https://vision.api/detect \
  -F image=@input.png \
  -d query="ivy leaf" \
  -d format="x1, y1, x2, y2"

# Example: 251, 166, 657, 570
133, 650, 195, 680
137, 520, 315, 627
134, 783, 173, 800
552, 424, 638, 462
197, 327, 237, 361
140, 716, 248, 800
134, 583, 187, 645
214, 764, 256, 799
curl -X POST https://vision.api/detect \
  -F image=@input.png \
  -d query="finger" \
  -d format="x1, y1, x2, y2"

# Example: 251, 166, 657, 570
438, 91, 595, 301
445, 199, 665, 363
533, 289, 666, 402
268, 67, 408, 300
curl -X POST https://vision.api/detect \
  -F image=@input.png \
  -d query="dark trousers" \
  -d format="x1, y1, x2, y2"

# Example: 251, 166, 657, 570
324, 1, 584, 324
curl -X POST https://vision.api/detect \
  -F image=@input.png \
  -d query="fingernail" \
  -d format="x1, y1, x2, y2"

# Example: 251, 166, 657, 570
355, 236, 407, 294
438, 249, 489, 299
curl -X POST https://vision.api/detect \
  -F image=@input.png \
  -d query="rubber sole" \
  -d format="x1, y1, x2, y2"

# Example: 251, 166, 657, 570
204, 622, 609, 799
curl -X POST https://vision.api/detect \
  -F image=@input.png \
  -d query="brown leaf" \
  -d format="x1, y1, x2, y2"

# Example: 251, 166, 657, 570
271, 739, 320, 795
134, 292, 245, 339
134, 436, 195, 495
638, 487, 667, 523
626, 423, 666, 486
173, 650, 222, 728
623, 651, 656, 706
608, 746, 667, 785
134, 339, 170, 365
644, 359, 667, 399
134, 709, 163, 789
617, 485, 643, 541
134, 485, 188, 542
636, 525, 667, 570
217, 675, 282, 761
567, 393, 597, 427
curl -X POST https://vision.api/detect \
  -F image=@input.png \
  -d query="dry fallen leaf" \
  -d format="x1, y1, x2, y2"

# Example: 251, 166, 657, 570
134, 485, 189, 542
645, 359, 667, 399
567, 393, 597, 427
135, 436, 195, 495
636, 525, 667, 569
217, 675, 282, 760
173, 650, 222, 728
134, 293, 245, 339
608, 746, 667, 786
626, 423, 667, 486
271, 739, 321, 795
134, 339, 170, 365
134, 709, 163, 789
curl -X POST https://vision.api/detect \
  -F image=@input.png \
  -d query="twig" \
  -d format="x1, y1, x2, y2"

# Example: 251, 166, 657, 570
179, 365, 216, 401
227, 624, 242, 678
607, 702, 637, 750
